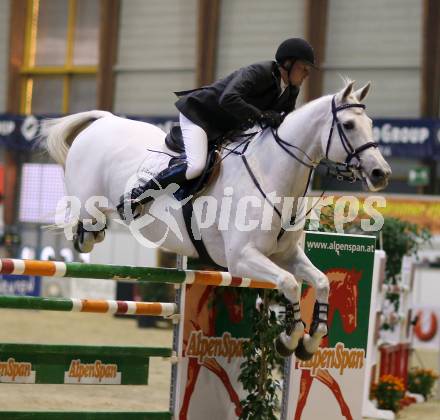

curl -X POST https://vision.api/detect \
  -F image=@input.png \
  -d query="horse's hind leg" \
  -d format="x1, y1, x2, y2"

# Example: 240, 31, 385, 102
73, 218, 106, 253
64, 129, 110, 254
65, 181, 108, 254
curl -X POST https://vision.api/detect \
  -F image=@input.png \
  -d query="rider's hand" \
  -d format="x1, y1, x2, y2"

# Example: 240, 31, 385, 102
258, 110, 282, 128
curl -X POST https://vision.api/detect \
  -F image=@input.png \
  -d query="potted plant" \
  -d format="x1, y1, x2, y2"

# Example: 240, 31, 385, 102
371, 374, 405, 412
407, 368, 439, 399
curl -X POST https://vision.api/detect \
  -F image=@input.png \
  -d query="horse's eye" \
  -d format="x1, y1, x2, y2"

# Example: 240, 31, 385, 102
343, 121, 355, 130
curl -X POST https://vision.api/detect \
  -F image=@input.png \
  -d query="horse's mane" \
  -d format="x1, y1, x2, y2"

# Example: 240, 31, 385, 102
285, 94, 330, 122
284, 77, 359, 123
223, 78, 357, 149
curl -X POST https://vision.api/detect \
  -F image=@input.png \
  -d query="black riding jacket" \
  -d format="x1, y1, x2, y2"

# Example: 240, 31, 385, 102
175, 60, 299, 140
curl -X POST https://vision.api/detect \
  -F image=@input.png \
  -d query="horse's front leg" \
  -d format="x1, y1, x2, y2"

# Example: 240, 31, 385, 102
227, 244, 305, 358
277, 246, 330, 360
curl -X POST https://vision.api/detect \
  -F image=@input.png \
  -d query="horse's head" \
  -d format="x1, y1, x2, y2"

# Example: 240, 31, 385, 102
321, 80, 391, 191
327, 268, 362, 333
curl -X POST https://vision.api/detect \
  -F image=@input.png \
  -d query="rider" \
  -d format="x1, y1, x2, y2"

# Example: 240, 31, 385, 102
121, 38, 316, 213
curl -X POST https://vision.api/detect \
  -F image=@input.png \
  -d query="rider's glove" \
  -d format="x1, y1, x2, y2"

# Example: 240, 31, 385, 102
258, 110, 283, 128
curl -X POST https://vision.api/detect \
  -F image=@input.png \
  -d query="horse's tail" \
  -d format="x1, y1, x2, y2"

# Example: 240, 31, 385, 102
42, 110, 112, 167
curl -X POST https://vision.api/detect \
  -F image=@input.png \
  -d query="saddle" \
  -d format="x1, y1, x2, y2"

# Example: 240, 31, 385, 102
165, 124, 221, 201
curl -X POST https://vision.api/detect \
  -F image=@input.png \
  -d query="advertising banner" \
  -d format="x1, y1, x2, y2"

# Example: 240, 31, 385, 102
377, 196, 440, 234
0, 114, 177, 151
175, 283, 257, 420
283, 232, 376, 420
0, 343, 151, 385
330, 194, 440, 235
173, 232, 375, 420
373, 118, 438, 159
1, 113, 440, 159
0, 274, 41, 296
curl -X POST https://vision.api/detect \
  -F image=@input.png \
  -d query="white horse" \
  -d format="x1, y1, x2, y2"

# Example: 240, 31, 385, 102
43, 80, 391, 360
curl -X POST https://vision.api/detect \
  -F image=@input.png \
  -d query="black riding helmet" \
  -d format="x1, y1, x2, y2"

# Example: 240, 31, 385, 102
275, 38, 318, 69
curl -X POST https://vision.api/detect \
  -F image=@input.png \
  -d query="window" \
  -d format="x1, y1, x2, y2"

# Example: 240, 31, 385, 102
18, 163, 66, 223
21, 0, 100, 114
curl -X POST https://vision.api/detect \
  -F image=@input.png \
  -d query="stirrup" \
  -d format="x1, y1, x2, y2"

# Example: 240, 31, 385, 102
117, 161, 188, 221
116, 189, 146, 220
117, 195, 144, 221
116, 195, 141, 221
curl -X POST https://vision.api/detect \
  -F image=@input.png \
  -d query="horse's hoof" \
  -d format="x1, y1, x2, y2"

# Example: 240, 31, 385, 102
94, 230, 105, 243
274, 336, 295, 358
73, 233, 94, 254
73, 234, 82, 252
294, 337, 315, 361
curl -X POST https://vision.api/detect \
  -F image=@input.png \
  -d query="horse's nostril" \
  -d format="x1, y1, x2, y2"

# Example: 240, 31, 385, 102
371, 168, 385, 179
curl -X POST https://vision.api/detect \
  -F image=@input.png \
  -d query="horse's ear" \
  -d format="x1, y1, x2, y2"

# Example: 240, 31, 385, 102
354, 82, 371, 102
336, 80, 355, 103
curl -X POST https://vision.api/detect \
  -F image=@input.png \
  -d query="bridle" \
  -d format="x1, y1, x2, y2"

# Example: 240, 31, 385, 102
222, 93, 379, 237
324, 95, 378, 179
273, 94, 378, 182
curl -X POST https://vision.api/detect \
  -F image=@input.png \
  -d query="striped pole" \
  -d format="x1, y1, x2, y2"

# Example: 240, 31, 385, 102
0, 258, 276, 289
0, 296, 177, 316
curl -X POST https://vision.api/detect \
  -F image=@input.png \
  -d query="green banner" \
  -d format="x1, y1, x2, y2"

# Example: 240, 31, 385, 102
304, 231, 376, 350
284, 232, 377, 420
0, 343, 171, 385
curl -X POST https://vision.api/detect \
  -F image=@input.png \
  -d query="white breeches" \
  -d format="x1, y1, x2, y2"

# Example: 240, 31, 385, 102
179, 113, 208, 180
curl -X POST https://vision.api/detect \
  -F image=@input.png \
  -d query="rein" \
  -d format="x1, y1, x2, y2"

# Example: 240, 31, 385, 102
240, 94, 378, 237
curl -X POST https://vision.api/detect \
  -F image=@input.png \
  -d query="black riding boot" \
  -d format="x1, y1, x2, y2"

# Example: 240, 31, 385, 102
117, 160, 188, 220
